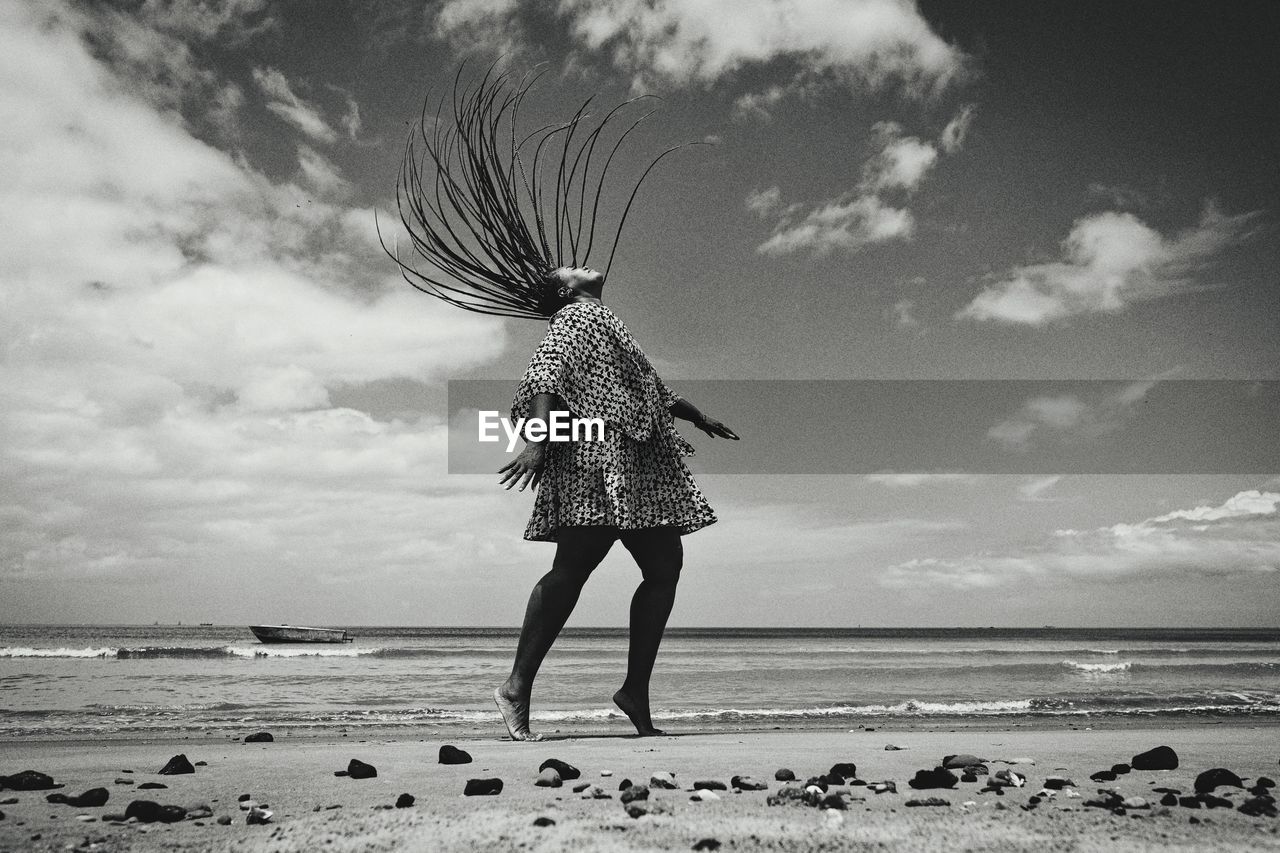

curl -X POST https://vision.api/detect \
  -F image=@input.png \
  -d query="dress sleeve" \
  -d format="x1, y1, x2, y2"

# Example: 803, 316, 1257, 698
655, 376, 681, 410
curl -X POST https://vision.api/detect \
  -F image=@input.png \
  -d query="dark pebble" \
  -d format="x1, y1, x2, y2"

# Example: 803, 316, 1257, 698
1179, 796, 1202, 808
828, 762, 858, 781
1258, 777, 1276, 788
1194, 768, 1244, 794
237, 794, 251, 802
439, 745, 472, 765
1131, 745, 1178, 771
1111, 763, 1131, 775
774, 769, 795, 781
731, 775, 768, 791
0, 798, 15, 805
819, 792, 848, 810
194, 761, 207, 766
941, 754, 982, 770
907, 767, 958, 790
905, 797, 950, 807
124, 800, 187, 823
395, 793, 415, 808
137, 782, 167, 790
158, 754, 195, 775
1239, 796, 1279, 817
244, 732, 273, 743
532, 816, 556, 827
1090, 770, 1117, 782
960, 772, 977, 783
463, 778, 503, 796
818, 773, 845, 788
693, 780, 727, 791
620, 785, 650, 805
572, 782, 591, 793
692, 839, 721, 851
539, 758, 581, 780
45, 788, 108, 808
216, 815, 232, 825
0, 771, 62, 791
344, 759, 377, 780
618, 778, 633, 790
1160, 793, 1178, 807
766, 786, 807, 807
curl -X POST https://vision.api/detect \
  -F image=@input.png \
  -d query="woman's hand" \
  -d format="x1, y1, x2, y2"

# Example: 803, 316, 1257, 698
498, 443, 547, 491
695, 415, 739, 440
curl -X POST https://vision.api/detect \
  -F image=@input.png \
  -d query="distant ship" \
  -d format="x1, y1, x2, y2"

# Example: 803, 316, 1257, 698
249, 624, 354, 644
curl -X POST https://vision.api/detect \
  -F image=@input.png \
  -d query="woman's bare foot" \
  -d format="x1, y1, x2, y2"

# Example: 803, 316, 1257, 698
494, 686, 543, 741
613, 688, 665, 736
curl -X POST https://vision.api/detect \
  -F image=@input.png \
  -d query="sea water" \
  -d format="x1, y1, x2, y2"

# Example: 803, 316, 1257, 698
1, 626, 1277, 739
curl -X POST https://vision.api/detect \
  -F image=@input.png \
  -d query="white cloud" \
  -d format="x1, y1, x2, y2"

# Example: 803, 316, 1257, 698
0, 1, 509, 611
864, 472, 981, 487
752, 115, 969, 256
1017, 475, 1061, 501
732, 85, 790, 122
757, 194, 914, 256
881, 489, 1280, 589
436, 0, 963, 95
296, 144, 352, 198
890, 298, 919, 329
958, 205, 1262, 325
861, 122, 938, 192
745, 186, 783, 217
939, 104, 974, 153
252, 66, 340, 143
986, 381, 1155, 451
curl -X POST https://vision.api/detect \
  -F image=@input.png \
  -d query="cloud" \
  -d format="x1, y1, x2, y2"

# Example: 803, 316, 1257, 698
757, 195, 914, 256
939, 104, 974, 153
252, 66, 340, 143
296, 144, 352, 198
862, 122, 939, 192
1017, 475, 1061, 501
133, 0, 276, 41
880, 489, 1280, 589
752, 109, 971, 256
436, 0, 964, 95
746, 186, 783, 218
986, 381, 1156, 451
890, 298, 919, 329
864, 472, 982, 487
0, 1, 509, 613
957, 204, 1263, 325
732, 84, 790, 122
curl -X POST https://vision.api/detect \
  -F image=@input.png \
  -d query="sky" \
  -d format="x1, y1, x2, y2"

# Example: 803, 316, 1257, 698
1, 0, 1278, 627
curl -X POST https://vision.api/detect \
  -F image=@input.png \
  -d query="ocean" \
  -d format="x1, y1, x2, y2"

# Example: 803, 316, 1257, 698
1, 626, 1277, 740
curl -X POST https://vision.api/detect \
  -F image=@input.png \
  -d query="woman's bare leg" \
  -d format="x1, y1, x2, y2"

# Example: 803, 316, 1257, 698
495, 526, 616, 740
613, 528, 683, 736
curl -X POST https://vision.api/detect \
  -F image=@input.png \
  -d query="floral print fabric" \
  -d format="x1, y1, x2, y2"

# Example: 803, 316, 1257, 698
511, 302, 717, 542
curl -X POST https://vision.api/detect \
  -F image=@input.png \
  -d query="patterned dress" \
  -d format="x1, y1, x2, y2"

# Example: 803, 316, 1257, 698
511, 301, 717, 542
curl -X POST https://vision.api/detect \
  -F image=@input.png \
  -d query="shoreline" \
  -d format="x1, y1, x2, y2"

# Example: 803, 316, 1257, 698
2, 723, 1278, 851
3, 712, 1276, 747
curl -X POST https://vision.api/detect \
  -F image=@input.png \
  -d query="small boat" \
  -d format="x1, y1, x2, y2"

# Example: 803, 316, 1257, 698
249, 624, 354, 644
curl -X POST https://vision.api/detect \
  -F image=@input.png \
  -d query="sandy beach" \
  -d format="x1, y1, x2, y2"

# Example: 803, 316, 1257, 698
2, 722, 1278, 852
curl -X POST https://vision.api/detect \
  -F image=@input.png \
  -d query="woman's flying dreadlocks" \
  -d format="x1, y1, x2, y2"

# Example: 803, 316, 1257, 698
381, 64, 699, 320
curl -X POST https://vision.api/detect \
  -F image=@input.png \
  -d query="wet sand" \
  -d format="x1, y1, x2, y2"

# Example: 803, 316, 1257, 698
2, 723, 1278, 851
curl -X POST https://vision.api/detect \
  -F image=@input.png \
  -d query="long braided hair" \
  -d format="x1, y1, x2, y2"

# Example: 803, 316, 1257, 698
381, 64, 698, 320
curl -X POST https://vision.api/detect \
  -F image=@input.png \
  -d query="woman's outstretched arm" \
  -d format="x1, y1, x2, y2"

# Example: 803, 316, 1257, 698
669, 396, 739, 440
499, 392, 560, 491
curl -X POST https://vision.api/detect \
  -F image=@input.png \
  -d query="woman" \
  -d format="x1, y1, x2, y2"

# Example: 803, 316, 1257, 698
385, 68, 737, 740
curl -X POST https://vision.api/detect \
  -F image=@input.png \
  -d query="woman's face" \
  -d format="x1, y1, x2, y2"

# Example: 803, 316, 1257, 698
554, 266, 605, 299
